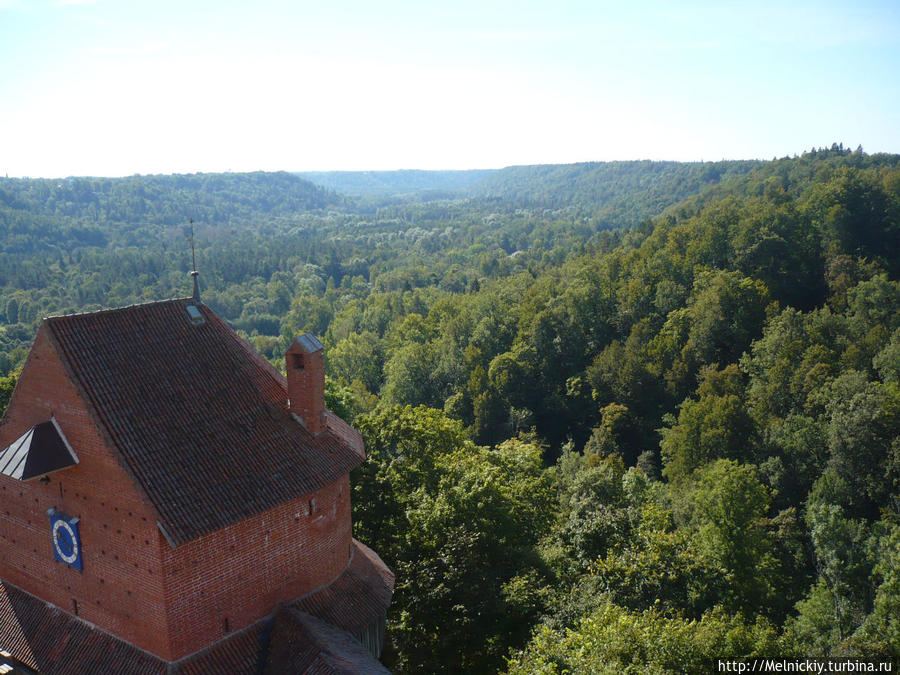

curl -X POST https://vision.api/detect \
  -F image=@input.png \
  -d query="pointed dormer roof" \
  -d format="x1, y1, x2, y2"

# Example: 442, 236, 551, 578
0, 418, 77, 480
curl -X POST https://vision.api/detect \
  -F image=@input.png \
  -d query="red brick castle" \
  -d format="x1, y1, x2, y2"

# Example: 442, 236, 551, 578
0, 297, 393, 673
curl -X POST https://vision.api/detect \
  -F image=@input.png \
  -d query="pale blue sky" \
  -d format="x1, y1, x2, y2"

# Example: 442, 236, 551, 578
1, 0, 898, 177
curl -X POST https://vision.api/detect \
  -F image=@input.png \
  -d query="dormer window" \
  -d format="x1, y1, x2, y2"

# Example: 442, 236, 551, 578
0, 418, 78, 481
185, 304, 205, 326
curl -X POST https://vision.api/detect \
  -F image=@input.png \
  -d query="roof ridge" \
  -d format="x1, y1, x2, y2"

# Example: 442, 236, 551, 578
44, 297, 194, 322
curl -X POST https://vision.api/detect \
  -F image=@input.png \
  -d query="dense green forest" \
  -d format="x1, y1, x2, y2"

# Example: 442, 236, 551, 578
297, 168, 495, 197
1, 146, 899, 672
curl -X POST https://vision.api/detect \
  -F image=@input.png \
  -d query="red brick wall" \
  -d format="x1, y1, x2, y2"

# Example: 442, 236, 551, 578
0, 327, 172, 658
161, 474, 352, 660
0, 327, 355, 662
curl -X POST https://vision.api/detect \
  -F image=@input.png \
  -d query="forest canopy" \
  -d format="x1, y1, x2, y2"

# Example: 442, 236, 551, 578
1, 145, 898, 672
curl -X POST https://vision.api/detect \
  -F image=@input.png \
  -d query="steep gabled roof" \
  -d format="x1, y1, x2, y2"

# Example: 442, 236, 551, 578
43, 298, 363, 546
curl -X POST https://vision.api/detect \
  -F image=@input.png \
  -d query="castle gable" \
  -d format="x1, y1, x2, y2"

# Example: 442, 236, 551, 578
43, 299, 364, 546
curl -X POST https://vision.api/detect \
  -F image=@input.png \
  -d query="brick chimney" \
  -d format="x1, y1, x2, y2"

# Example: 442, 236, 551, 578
286, 334, 325, 434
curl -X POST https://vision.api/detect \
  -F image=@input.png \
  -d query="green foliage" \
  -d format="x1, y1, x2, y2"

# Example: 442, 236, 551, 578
589, 503, 728, 617
785, 518, 900, 659
298, 168, 495, 197
323, 377, 363, 423
327, 331, 385, 394
854, 524, 900, 658
583, 403, 634, 459
353, 407, 556, 673
506, 601, 783, 675
804, 477, 875, 639
822, 375, 900, 514
552, 452, 635, 572
784, 580, 845, 657
660, 365, 758, 481
472, 159, 763, 225
785, 516, 900, 659
0, 368, 17, 417
686, 460, 781, 616
873, 328, 900, 385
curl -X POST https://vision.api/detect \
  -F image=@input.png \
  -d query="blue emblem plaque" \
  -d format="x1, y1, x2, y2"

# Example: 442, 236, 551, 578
48, 509, 83, 571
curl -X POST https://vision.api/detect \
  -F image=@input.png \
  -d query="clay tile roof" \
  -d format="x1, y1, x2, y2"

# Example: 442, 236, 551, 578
44, 299, 363, 546
175, 619, 268, 675
264, 609, 390, 675
0, 580, 167, 675
1, 578, 271, 674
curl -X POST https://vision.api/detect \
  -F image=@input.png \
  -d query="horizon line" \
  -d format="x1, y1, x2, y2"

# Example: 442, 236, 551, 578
1, 145, 883, 181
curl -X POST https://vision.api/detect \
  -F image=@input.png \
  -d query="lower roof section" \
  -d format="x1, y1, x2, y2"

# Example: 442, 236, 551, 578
293, 538, 395, 639
265, 609, 390, 675
0, 540, 394, 674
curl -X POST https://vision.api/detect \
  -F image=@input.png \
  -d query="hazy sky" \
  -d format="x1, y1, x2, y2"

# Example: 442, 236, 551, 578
1, 0, 898, 177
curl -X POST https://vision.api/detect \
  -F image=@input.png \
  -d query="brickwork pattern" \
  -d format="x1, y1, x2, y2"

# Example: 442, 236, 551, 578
162, 476, 352, 660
